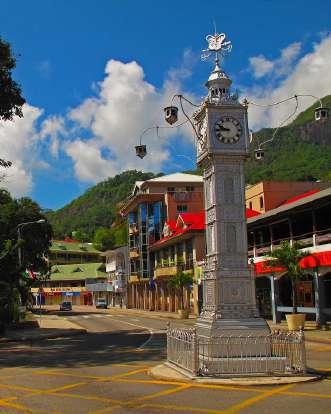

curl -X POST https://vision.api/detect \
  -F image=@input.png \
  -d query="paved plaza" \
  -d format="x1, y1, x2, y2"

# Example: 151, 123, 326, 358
0, 307, 331, 413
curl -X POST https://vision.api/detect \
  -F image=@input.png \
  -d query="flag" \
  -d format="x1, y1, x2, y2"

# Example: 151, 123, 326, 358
22, 269, 37, 281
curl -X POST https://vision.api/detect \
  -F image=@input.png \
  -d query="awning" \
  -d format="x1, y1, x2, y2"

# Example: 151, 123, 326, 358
253, 250, 331, 275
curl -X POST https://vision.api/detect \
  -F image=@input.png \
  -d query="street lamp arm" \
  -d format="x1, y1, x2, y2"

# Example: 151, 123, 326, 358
16, 219, 46, 230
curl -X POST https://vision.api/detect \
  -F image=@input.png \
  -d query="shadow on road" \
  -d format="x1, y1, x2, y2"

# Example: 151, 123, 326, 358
0, 330, 166, 369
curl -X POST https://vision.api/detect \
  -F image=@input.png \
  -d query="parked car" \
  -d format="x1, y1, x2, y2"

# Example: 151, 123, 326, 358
60, 301, 72, 311
95, 298, 107, 309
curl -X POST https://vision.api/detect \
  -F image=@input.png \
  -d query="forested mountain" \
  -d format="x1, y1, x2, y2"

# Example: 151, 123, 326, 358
245, 95, 331, 184
47, 97, 331, 240
47, 170, 158, 239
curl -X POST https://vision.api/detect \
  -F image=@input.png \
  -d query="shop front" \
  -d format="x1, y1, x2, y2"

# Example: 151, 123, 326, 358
31, 287, 89, 306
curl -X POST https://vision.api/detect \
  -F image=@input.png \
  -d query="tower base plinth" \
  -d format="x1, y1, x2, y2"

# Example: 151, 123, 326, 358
196, 317, 271, 358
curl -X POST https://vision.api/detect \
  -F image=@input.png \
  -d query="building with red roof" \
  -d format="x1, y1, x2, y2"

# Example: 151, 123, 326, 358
122, 177, 331, 320
247, 185, 331, 326
148, 208, 261, 315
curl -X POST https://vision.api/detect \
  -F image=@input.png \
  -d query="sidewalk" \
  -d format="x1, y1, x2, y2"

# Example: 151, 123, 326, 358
0, 313, 86, 343
102, 306, 331, 344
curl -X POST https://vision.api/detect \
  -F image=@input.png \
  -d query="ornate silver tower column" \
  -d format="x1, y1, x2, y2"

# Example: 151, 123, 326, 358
194, 32, 270, 342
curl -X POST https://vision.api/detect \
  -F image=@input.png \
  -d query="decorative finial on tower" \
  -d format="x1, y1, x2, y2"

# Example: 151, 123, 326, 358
201, 29, 235, 104
201, 31, 232, 66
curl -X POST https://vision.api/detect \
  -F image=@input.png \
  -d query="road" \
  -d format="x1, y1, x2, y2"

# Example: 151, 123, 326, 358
0, 306, 331, 414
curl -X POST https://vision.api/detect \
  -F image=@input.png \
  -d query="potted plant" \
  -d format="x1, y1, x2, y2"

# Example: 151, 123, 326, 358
168, 270, 194, 319
267, 241, 310, 330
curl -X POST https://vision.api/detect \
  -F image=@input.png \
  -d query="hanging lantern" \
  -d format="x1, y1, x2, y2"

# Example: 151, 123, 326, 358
164, 106, 178, 125
314, 106, 329, 121
135, 145, 147, 159
254, 148, 264, 161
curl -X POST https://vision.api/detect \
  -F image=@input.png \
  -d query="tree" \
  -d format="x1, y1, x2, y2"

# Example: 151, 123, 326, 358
0, 190, 52, 324
0, 37, 25, 121
266, 241, 310, 314
93, 227, 115, 251
168, 270, 194, 310
0, 37, 26, 177
71, 230, 89, 243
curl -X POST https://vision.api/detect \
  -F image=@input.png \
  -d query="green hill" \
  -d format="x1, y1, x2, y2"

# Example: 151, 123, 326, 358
291, 94, 331, 127
245, 95, 331, 184
47, 170, 158, 239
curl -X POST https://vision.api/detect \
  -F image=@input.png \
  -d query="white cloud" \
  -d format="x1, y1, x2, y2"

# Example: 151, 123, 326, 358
40, 115, 66, 157
65, 140, 112, 182
249, 42, 301, 79
249, 55, 274, 78
66, 55, 195, 183
245, 36, 331, 130
0, 104, 43, 196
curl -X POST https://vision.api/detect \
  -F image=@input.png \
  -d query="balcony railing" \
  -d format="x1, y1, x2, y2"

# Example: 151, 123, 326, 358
248, 228, 331, 258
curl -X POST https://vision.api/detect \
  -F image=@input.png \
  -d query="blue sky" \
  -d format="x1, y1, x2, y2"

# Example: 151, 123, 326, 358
1, 0, 330, 209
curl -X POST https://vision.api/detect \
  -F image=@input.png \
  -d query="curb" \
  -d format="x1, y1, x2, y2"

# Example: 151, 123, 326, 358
149, 363, 322, 386
0, 328, 87, 343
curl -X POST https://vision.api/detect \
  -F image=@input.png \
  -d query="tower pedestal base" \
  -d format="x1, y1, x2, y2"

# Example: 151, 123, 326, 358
196, 317, 271, 358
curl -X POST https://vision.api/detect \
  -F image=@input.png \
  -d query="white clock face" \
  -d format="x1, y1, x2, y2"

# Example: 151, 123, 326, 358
214, 116, 242, 143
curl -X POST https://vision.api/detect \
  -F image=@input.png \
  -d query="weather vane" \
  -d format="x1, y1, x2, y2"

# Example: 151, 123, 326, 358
201, 31, 232, 63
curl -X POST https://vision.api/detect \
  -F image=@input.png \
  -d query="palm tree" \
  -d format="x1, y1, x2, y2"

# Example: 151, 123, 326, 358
168, 270, 194, 311
267, 241, 310, 314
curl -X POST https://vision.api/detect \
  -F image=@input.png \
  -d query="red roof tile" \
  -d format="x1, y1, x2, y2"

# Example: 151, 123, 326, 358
281, 189, 320, 206
152, 208, 260, 246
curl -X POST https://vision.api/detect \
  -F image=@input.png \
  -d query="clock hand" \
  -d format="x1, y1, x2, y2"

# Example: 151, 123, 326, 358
219, 126, 230, 131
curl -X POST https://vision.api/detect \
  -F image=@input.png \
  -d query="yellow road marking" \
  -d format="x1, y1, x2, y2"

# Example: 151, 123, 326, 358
221, 384, 294, 414
0, 396, 34, 412
41, 381, 87, 394
111, 363, 151, 368
131, 383, 192, 403
23, 369, 272, 394
0, 383, 40, 393
107, 367, 148, 380
284, 390, 331, 399
139, 402, 225, 414
113, 377, 265, 393
34, 370, 108, 380
54, 391, 121, 405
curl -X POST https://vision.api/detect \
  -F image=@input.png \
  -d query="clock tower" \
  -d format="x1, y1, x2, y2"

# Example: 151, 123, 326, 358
194, 33, 269, 343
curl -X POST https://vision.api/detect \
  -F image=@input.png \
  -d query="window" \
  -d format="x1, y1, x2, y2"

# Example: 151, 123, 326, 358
177, 205, 188, 213
259, 196, 264, 210
249, 201, 253, 210
167, 187, 175, 193
186, 186, 194, 192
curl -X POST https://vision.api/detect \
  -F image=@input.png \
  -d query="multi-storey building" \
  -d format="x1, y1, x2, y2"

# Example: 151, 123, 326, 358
247, 186, 331, 325
100, 246, 129, 307
147, 208, 260, 315
48, 238, 101, 264
120, 173, 204, 308
245, 181, 330, 214
31, 238, 105, 306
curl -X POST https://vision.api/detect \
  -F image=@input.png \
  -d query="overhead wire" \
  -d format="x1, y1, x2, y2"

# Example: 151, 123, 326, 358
258, 95, 299, 149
